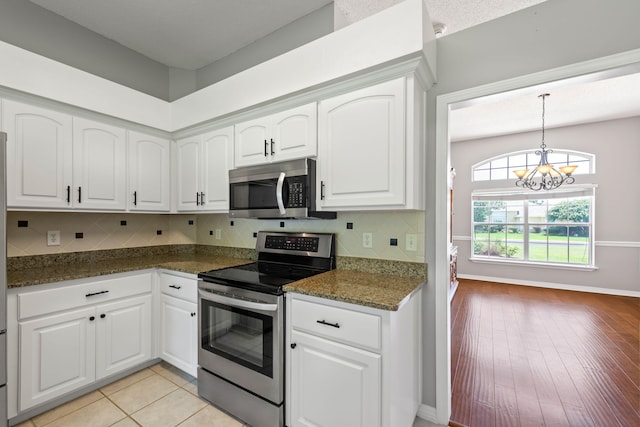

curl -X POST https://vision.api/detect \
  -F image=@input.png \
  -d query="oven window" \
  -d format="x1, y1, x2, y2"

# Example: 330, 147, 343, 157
201, 299, 274, 378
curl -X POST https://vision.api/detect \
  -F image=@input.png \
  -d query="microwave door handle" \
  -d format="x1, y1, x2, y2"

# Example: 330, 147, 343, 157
276, 172, 286, 215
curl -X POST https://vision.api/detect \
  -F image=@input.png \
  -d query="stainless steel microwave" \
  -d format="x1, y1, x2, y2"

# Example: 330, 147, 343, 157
228, 158, 336, 219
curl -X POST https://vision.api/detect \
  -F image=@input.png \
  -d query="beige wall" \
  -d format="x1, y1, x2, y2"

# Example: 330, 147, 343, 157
7, 210, 425, 262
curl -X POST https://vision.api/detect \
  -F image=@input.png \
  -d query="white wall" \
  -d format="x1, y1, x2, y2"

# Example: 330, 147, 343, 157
423, 0, 640, 417
0, 0, 170, 100
451, 117, 640, 295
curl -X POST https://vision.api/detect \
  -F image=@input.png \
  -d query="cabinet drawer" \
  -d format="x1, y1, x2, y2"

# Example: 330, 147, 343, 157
291, 299, 381, 351
18, 273, 152, 320
160, 273, 197, 303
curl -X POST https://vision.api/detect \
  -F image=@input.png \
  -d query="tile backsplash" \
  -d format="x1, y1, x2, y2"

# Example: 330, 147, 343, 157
7, 211, 425, 262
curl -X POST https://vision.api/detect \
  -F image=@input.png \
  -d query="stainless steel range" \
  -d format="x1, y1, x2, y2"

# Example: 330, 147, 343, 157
197, 231, 335, 427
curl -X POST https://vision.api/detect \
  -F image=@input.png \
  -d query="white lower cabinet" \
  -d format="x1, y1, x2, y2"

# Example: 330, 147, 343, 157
287, 291, 422, 427
289, 330, 381, 427
158, 272, 198, 377
16, 272, 152, 412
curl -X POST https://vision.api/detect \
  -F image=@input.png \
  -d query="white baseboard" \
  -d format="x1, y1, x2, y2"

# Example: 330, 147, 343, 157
416, 404, 441, 424
457, 274, 640, 298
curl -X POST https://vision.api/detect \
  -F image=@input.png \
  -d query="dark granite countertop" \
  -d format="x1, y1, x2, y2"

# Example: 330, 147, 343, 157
7, 245, 426, 311
283, 269, 424, 311
7, 253, 253, 288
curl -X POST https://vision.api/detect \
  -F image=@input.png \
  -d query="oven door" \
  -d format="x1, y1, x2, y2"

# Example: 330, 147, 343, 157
198, 282, 284, 404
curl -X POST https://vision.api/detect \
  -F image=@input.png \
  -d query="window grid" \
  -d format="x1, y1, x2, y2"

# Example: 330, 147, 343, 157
472, 197, 592, 266
472, 150, 593, 182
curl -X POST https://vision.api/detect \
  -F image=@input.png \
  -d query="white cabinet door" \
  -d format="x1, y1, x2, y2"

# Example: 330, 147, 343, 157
271, 103, 317, 162
176, 128, 232, 212
234, 119, 270, 167
3, 99, 73, 209
234, 103, 317, 167
128, 131, 171, 211
317, 79, 406, 209
175, 137, 201, 211
95, 294, 151, 380
289, 330, 381, 427
200, 126, 233, 211
73, 117, 127, 210
19, 306, 96, 411
160, 294, 197, 377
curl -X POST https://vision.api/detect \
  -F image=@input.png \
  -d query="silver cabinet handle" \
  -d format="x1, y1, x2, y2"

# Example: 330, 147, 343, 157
276, 172, 286, 215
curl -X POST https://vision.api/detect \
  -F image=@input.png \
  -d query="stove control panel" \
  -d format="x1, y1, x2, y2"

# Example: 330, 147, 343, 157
264, 235, 319, 252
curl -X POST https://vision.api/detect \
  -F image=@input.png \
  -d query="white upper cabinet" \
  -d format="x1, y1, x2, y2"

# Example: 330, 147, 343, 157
128, 131, 171, 211
3, 99, 74, 209
72, 117, 127, 210
317, 77, 425, 210
175, 126, 233, 211
234, 103, 317, 167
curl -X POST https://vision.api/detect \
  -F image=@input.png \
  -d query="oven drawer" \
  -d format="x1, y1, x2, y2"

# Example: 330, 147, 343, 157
160, 272, 197, 303
290, 299, 381, 351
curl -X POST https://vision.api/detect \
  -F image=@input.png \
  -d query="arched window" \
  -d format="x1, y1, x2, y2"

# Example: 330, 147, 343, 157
472, 150, 594, 182
470, 149, 596, 267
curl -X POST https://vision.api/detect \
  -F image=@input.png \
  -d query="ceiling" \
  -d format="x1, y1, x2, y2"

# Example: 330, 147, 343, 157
28, 0, 548, 70
450, 66, 640, 142
25, 0, 639, 138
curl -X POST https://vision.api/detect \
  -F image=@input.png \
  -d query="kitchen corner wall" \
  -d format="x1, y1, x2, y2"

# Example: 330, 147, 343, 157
6, 210, 425, 263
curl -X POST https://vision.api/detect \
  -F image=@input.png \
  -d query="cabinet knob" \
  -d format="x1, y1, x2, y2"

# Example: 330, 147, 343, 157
191, 312, 196, 317
100, 314, 106, 319
264, 139, 268, 157
89, 316, 95, 321
133, 190, 137, 206
290, 343, 297, 349
270, 138, 275, 156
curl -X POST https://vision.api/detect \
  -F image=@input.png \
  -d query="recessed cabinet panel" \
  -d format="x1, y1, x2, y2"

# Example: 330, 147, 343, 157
73, 117, 127, 210
176, 127, 232, 212
289, 330, 381, 427
317, 78, 409, 209
234, 103, 317, 167
96, 295, 151, 379
160, 294, 197, 376
129, 132, 171, 211
3, 99, 73, 208
271, 103, 317, 161
176, 138, 200, 210
234, 122, 269, 167
19, 307, 96, 411
202, 127, 233, 210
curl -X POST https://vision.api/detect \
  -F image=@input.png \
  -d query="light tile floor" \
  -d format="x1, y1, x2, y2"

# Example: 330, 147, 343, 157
13, 362, 446, 427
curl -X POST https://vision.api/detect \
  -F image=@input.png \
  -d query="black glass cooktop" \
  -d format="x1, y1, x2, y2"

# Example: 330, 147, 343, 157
198, 261, 327, 295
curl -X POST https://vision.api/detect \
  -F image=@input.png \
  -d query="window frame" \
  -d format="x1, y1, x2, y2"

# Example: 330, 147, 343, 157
471, 149, 595, 183
470, 187, 596, 268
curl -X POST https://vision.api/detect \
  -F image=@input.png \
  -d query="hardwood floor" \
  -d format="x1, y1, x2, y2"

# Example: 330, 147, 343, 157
450, 279, 639, 427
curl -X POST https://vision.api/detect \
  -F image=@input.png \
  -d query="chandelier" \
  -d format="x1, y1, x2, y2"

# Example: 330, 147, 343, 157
513, 93, 577, 191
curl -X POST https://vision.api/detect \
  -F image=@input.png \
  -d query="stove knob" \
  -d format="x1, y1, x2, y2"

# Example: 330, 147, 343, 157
290, 343, 297, 349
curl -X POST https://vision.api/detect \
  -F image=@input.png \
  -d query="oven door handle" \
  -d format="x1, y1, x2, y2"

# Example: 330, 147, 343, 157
276, 172, 286, 215
199, 289, 279, 312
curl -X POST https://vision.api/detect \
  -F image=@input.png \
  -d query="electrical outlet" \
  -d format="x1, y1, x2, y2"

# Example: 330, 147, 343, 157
215, 229, 222, 240
47, 230, 61, 246
362, 232, 373, 248
406, 234, 417, 251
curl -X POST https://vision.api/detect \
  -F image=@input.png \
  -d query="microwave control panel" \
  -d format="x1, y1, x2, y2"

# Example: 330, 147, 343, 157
286, 176, 307, 208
